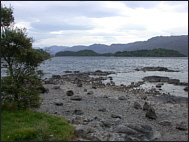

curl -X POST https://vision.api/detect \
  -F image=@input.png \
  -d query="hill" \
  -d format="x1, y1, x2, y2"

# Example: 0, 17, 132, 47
42, 35, 188, 56
55, 48, 186, 57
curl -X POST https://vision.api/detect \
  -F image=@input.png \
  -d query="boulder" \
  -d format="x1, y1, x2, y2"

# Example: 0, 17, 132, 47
77, 82, 82, 87
73, 110, 84, 115
176, 121, 188, 130
168, 79, 180, 84
37, 86, 49, 93
66, 90, 74, 96
184, 86, 188, 91
114, 123, 161, 141
52, 75, 61, 79
98, 108, 107, 112
142, 76, 169, 82
87, 91, 94, 95
118, 96, 126, 100
143, 102, 150, 110
53, 86, 60, 89
71, 95, 82, 101
111, 114, 122, 119
54, 101, 63, 106
134, 102, 142, 109
146, 107, 157, 120
74, 125, 95, 138
158, 120, 172, 126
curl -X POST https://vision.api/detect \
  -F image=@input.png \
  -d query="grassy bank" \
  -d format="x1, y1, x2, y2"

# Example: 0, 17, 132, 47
1, 109, 75, 141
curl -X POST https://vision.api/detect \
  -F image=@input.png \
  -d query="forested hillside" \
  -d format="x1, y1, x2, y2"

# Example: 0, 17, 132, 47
55, 48, 186, 57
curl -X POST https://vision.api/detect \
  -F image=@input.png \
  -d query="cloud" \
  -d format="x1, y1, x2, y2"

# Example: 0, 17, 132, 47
1, 1, 188, 48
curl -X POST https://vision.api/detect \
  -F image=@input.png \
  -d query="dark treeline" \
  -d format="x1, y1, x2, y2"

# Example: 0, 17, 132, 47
55, 48, 186, 57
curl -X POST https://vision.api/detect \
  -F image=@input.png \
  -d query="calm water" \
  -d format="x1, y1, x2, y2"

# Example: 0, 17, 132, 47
1, 56, 188, 97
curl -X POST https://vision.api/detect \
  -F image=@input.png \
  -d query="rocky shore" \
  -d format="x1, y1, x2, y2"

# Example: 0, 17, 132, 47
32, 71, 188, 141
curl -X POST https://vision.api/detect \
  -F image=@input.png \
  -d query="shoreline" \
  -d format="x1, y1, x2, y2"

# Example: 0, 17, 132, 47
32, 73, 188, 141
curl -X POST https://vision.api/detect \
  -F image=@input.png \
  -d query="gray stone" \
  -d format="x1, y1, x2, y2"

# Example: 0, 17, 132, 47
141, 95, 147, 100
53, 86, 60, 89
98, 108, 107, 112
168, 79, 180, 84
114, 123, 161, 141
54, 101, 63, 106
52, 75, 61, 79
87, 91, 94, 95
146, 107, 157, 119
176, 121, 188, 130
118, 96, 126, 100
74, 125, 95, 137
71, 95, 82, 101
134, 102, 142, 109
158, 120, 172, 126
73, 110, 84, 115
111, 114, 122, 119
66, 90, 74, 96
77, 82, 82, 87
143, 102, 150, 110
84, 89, 87, 92
184, 86, 188, 91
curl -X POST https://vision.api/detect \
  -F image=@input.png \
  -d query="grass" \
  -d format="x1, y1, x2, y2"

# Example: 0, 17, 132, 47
1, 109, 75, 141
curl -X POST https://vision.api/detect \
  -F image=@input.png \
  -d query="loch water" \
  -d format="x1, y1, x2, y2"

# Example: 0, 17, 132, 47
1, 56, 188, 97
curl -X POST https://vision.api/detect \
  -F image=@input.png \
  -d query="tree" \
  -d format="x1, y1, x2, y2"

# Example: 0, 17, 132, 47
1, 4, 50, 110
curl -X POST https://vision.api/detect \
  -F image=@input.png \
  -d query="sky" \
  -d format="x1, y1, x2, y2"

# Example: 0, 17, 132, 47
1, 1, 188, 48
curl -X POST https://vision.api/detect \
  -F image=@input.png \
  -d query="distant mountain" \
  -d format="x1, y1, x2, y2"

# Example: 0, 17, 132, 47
55, 48, 186, 57
43, 45, 69, 55
42, 35, 188, 56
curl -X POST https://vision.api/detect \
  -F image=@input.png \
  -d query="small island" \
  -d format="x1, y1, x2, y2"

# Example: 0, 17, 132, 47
55, 48, 186, 57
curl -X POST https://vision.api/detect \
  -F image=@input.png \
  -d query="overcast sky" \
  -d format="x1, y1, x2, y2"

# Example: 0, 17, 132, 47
1, 1, 188, 48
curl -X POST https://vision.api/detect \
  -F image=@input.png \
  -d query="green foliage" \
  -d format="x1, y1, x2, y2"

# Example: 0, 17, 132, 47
1, 110, 75, 141
55, 48, 186, 57
114, 48, 186, 57
1, 4, 51, 110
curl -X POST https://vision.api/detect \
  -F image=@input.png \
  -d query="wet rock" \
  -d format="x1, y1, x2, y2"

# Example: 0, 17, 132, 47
52, 75, 61, 79
168, 79, 180, 84
118, 96, 126, 100
184, 86, 188, 91
66, 90, 74, 96
134, 102, 142, 109
156, 84, 162, 88
73, 110, 84, 115
158, 120, 172, 126
53, 86, 60, 89
176, 121, 188, 130
142, 76, 169, 82
71, 95, 82, 101
64, 71, 72, 73
146, 107, 157, 120
143, 102, 150, 110
87, 91, 94, 95
111, 114, 122, 119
